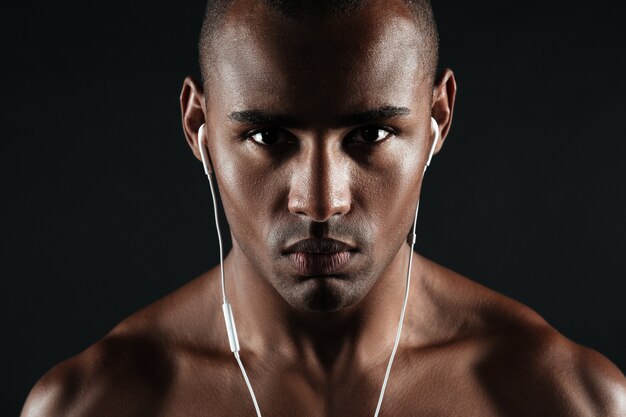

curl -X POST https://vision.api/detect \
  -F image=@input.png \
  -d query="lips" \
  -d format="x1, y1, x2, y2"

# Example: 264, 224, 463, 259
283, 238, 358, 276
283, 237, 356, 254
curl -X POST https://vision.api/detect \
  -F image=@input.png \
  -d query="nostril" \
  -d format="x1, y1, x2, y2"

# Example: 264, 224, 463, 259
287, 170, 352, 221
289, 203, 350, 223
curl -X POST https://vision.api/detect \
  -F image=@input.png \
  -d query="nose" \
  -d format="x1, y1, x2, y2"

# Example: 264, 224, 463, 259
287, 141, 352, 222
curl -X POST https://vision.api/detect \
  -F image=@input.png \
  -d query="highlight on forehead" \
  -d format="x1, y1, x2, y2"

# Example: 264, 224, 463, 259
197, 0, 439, 87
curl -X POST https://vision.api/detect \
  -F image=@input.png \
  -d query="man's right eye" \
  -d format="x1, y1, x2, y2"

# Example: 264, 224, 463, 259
247, 129, 291, 146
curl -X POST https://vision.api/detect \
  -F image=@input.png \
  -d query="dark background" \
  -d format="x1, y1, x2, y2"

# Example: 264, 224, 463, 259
2, 1, 625, 415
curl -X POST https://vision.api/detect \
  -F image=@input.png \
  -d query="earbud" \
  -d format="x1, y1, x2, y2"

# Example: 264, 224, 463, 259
197, 123, 213, 176
426, 117, 440, 168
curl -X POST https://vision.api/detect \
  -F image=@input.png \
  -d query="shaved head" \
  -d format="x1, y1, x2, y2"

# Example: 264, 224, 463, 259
198, 0, 439, 88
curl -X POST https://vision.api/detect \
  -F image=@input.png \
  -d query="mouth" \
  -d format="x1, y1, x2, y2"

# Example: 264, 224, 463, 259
282, 238, 359, 276
286, 251, 357, 276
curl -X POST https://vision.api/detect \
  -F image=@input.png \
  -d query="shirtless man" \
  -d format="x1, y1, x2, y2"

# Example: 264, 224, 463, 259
21, 0, 626, 416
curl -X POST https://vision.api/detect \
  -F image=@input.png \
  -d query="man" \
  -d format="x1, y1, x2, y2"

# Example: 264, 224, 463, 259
21, 0, 626, 416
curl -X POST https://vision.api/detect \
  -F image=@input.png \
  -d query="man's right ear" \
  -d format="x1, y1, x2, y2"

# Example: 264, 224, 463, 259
180, 76, 213, 172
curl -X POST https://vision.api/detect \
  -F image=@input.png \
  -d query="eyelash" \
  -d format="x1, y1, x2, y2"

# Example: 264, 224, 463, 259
242, 125, 397, 146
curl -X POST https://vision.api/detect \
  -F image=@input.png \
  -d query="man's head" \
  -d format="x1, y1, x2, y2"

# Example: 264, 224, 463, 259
181, 0, 456, 313
198, 0, 441, 89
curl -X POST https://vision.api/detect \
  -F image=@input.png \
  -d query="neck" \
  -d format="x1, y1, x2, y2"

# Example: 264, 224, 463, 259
221, 239, 424, 375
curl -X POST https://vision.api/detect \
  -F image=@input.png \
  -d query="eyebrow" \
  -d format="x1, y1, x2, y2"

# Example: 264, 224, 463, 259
227, 105, 411, 128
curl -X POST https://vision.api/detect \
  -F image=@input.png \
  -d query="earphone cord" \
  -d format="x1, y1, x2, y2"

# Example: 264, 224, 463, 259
207, 173, 263, 414
207, 168, 228, 306
373, 187, 423, 417
234, 351, 263, 417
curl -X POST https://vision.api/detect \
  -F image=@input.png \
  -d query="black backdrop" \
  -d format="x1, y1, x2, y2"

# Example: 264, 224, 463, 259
2, 1, 625, 415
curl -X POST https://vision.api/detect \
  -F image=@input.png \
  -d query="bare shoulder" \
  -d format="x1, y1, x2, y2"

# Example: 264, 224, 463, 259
420, 255, 626, 416
20, 328, 174, 417
21, 271, 223, 417
475, 322, 626, 417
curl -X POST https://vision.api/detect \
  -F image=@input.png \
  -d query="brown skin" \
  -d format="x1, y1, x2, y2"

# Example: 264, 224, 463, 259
22, 0, 626, 416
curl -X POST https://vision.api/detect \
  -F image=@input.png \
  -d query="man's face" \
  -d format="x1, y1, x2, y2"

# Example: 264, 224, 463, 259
202, 0, 436, 312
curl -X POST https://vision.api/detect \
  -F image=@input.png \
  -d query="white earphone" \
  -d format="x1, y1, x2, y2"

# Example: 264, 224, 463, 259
198, 123, 213, 176
197, 117, 440, 417
426, 116, 440, 168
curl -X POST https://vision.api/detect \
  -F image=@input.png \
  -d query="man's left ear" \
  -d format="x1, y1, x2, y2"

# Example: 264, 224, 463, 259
431, 68, 457, 155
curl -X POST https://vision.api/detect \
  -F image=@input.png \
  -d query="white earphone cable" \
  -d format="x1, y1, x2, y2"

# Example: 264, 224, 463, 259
234, 351, 263, 417
204, 169, 263, 416
200, 124, 228, 306
207, 170, 228, 305
373, 196, 421, 417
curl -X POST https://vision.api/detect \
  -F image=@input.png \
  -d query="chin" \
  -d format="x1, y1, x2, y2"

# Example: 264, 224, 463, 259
286, 276, 359, 313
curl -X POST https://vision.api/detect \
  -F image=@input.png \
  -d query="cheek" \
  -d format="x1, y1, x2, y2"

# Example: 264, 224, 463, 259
210, 140, 286, 248
354, 142, 423, 247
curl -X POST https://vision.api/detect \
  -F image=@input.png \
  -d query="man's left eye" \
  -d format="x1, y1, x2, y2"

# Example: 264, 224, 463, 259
349, 127, 393, 144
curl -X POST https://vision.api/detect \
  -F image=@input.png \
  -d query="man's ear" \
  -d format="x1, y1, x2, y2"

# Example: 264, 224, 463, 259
431, 68, 457, 155
180, 76, 206, 162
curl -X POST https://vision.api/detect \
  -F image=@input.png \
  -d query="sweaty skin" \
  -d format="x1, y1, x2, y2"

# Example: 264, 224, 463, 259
22, 0, 626, 416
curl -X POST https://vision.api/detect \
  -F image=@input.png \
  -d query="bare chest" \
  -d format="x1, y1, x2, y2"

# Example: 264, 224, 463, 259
152, 353, 506, 417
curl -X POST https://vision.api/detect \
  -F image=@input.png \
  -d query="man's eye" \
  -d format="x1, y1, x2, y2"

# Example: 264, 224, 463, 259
248, 129, 290, 146
349, 126, 393, 144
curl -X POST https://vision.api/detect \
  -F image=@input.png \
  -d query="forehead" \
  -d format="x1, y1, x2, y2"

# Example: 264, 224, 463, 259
205, 0, 431, 120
